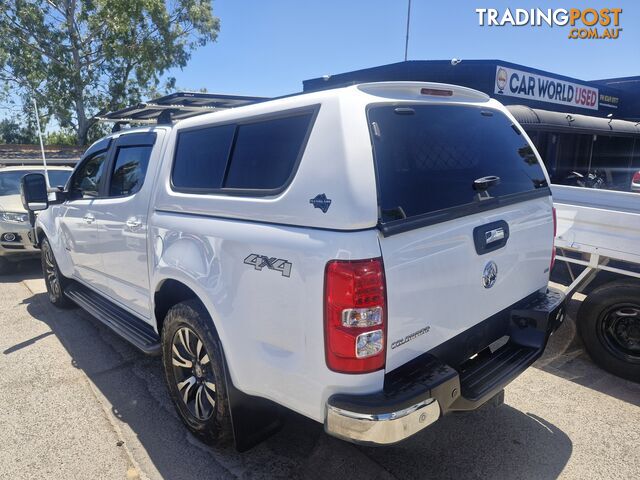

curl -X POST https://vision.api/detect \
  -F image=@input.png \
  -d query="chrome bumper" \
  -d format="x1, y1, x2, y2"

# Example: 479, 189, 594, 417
325, 397, 440, 445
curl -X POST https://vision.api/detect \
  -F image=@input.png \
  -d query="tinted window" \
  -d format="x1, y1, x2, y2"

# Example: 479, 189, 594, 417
70, 152, 108, 198
110, 146, 153, 196
224, 113, 313, 190
530, 131, 640, 193
0, 170, 70, 196
173, 125, 234, 190
369, 105, 548, 222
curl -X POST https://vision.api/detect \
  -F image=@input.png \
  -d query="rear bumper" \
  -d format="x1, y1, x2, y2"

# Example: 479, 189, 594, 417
325, 287, 565, 445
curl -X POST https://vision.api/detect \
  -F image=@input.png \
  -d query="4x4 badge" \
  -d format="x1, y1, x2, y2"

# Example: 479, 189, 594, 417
244, 254, 292, 278
310, 193, 332, 213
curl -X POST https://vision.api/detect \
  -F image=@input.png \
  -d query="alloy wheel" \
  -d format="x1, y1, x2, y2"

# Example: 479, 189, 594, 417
44, 244, 61, 301
171, 326, 217, 420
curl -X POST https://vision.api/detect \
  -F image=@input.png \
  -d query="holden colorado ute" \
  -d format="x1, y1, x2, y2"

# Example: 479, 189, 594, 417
21, 82, 565, 450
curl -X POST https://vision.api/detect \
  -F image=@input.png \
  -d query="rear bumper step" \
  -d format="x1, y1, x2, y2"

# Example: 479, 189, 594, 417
65, 281, 161, 355
325, 287, 565, 445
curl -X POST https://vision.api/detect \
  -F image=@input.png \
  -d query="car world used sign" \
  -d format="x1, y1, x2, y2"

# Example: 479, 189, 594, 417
495, 65, 599, 110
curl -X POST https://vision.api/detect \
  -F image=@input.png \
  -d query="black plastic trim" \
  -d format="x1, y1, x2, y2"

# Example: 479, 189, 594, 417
473, 220, 510, 255
378, 188, 551, 237
65, 281, 160, 355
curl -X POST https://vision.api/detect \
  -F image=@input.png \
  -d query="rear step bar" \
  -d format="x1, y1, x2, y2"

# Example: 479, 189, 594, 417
65, 282, 161, 355
325, 287, 566, 445
458, 343, 539, 401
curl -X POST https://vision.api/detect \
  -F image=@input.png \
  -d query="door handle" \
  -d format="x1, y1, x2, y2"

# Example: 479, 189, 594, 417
473, 220, 510, 255
126, 218, 143, 229
485, 228, 505, 244
83, 214, 95, 224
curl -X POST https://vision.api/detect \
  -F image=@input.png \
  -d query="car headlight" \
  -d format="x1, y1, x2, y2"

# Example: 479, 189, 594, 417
0, 211, 29, 223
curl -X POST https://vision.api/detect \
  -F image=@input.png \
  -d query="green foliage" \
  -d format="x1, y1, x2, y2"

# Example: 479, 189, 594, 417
44, 129, 76, 146
0, 118, 37, 144
0, 0, 219, 145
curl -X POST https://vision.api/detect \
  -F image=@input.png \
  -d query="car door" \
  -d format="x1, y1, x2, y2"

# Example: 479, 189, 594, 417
90, 131, 160, 320
59, 147, 110, 290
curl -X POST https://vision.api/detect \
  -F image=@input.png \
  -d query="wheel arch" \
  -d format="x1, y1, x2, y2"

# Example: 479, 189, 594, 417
35, 226, 46, 246
152, 276, 224, 345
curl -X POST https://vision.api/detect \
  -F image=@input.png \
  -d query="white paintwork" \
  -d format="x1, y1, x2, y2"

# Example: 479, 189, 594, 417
553, 184, 640, 265
36, 82, 554, 423
381, 197, 554, 372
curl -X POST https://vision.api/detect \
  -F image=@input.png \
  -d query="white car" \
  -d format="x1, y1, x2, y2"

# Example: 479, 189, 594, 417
22, 82, 565, 450
0, 166, 71, 274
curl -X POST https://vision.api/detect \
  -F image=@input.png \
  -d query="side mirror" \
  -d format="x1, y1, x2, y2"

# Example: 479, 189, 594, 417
20, 173, 49, 212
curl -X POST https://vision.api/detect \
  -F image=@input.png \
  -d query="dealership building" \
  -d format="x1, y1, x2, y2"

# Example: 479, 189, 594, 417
304, 60, 640, 191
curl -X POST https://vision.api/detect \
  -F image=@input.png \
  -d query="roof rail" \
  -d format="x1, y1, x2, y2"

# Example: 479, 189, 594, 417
96, 91, 270, 125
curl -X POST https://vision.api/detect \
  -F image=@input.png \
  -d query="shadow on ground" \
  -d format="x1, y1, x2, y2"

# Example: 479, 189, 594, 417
2, 261, 600, 478
0, 258, 43, 283
533, 294, 640, 407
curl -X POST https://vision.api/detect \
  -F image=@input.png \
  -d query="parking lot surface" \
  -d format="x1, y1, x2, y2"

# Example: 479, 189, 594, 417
1, 261, 638, 480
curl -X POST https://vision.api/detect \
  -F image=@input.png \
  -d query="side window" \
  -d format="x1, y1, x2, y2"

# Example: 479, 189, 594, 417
171, 109, 315, 193
172, 125, 234, 190
109, 145, 153, 197
224, 113, 313, 190
70, 151, 108, 198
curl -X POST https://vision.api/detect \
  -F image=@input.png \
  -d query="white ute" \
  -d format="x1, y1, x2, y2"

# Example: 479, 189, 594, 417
21, 82, 565, 450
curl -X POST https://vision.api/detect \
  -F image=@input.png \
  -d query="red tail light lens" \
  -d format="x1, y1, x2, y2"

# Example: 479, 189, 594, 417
324, 258, 386, 373
632, 171, 640, 183
550, 207, 557, 271
420, 87, 453, 96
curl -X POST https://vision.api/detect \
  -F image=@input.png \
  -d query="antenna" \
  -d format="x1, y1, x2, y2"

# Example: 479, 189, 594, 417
404, 0, 412, 61
32, 98, 50, 189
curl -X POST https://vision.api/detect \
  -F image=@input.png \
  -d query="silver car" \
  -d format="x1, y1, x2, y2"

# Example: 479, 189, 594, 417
0, 166, 72, 274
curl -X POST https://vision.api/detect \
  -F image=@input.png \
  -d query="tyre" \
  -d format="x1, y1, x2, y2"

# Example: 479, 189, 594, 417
577, 281, 640, 382
0, 257, 14, 275
41, 238, 73, 308
161, 299, 233, 446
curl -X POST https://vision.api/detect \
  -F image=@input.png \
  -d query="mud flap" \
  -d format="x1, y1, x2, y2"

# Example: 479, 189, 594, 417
222, 354, 284, 452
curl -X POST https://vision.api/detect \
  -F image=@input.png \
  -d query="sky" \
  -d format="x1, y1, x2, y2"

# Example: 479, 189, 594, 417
164, 0, 640, 98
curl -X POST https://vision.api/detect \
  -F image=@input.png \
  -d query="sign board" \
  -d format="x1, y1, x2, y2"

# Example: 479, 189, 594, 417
494, 65, 599, 110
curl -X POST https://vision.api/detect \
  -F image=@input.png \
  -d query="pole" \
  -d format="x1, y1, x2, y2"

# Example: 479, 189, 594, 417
32, 98, 50, 189
404, 0, 412, 61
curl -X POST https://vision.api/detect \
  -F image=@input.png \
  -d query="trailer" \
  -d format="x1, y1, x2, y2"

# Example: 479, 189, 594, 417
552, 184, 640, 382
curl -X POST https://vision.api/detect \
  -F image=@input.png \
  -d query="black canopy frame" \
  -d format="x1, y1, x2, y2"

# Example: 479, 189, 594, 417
96, 91, 269, 125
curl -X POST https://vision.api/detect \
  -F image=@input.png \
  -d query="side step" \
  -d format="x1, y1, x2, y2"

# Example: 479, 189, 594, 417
65, 282, 161, 355
458, 342, 540, 401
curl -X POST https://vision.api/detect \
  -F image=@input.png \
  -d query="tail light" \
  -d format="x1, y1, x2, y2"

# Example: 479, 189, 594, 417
420, 87, 453, 96
632, 171, 640, 183
550, 207, 557, 271
324, 258, 386, 373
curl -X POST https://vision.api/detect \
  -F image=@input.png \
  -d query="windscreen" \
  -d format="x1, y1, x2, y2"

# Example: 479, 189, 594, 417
368, 104, 549, 224
0, 170, 71, 196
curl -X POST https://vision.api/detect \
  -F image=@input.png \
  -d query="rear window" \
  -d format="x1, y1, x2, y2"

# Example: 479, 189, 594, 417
172, 109, 315, 193
369, 104, 549, 225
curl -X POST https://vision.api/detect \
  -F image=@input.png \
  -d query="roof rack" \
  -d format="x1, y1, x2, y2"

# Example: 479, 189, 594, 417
96, 91, 270, 126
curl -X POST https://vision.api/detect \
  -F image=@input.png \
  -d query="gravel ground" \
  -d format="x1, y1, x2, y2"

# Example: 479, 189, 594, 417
0, 261, 638, 480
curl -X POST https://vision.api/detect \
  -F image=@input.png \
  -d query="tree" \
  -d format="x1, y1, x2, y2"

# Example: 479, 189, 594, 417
0, 117, 37, 143
0, 0, 219, 145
